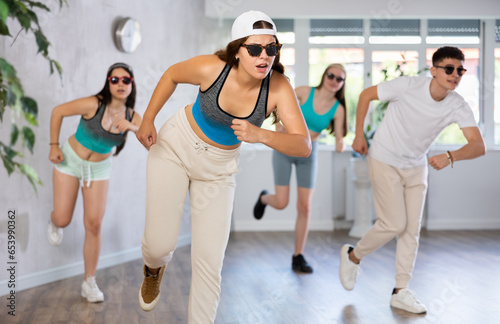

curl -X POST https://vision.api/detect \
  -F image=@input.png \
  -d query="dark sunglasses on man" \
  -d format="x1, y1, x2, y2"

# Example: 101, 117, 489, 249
326, 73, 345, 83
108, 76, 133, 85
433, 65, 467, 77
241, 43, 282, 57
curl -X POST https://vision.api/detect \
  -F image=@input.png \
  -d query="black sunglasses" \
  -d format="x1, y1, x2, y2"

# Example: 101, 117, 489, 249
241, 43, 282, 57
434, 66, 467, 77
108, 76, 133, 85
326, 73, 345, 83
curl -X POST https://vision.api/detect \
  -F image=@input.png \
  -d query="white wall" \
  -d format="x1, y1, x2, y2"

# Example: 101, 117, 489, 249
426, 150, 500, 230
232, 145, 350, 232
0, 0, 230, 295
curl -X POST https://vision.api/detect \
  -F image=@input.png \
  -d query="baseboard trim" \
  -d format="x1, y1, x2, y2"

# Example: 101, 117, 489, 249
426, 219, 500, 230
0, 234, 191, 296
232, 219, 334, 232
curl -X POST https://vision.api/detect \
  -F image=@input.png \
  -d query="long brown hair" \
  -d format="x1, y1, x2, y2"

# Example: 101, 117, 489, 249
316, 63, 347, 137
96, 62, 136, 156
214, 20, 283, 124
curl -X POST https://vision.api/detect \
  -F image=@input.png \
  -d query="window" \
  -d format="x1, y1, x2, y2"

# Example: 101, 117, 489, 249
309, 19, 364, 45
276, 19, 296, 87
369, 19, 421, 44
495, 48, 500, 144
427, 19, 480, 44
275, 19, 295, 44
262, 18, 495, 148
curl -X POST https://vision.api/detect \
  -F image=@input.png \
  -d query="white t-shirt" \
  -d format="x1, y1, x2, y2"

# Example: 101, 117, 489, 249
369, 76, 477, 169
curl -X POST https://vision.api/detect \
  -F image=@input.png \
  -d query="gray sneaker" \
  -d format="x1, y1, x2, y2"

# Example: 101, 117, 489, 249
390, 288, 427, 314
339, 244, 359, 291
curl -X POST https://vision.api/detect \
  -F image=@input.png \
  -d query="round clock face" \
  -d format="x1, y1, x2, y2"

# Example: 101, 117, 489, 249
115, 18, 142, 53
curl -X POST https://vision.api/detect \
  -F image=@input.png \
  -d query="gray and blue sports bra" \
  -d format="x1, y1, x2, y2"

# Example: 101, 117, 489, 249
74, 99, 134, 154
191, 64, 270, 145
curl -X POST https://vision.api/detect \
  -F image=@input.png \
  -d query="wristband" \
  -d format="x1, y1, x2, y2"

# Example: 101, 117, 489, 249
50, 142, 59, 146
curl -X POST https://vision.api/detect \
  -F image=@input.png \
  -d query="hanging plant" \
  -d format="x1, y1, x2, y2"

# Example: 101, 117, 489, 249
0, 0, 66, 193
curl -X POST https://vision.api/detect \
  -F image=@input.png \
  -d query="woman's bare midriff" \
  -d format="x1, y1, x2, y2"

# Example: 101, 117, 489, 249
309, 130, 321, 142
68, 135, 112, 162
184, 104, 241, 150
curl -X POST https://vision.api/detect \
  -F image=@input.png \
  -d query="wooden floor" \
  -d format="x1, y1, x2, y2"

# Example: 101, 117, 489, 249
2, 230, 500, 324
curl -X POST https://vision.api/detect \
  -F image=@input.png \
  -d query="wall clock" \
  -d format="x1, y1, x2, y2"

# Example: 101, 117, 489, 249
114, 17, 142, 53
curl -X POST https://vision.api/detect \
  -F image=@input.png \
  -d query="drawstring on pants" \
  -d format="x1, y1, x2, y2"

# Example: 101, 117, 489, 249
195, 142, 208, 154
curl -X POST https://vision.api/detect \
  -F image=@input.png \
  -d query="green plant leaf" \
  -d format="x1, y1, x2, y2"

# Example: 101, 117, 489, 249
6, 84, 19, 108
0, 57, 14, 75
16, 12, 31, 31
26, 8, 39, 27
0, 0, 65, 194
50, 59, 63, 76
22, 126, 35, 153
18, 163, 43, 194
0, 90, 5, 122
1, 152, 16, 175
23, 112, 38, 126
7, 82, 23, 113
0, 142, 20, 174
18, 164, 42, 184
0, 0, 9, 23
3, 143, 19, 160
0, 17, 10, 35
14, 1, 28, 13
10, 124, 19, 146
27, 1, 50, 12
21, 96, 37, 114
34, 29, 49, 55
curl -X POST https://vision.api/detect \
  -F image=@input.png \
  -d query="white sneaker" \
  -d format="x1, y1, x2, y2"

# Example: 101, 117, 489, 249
339, 244, 359, 291
47, 220, 63, 246
81, 276, 104, 303
390, 288, 426, 314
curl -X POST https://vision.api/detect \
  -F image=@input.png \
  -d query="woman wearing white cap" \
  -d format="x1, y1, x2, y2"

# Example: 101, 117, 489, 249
136, 10, 311, 323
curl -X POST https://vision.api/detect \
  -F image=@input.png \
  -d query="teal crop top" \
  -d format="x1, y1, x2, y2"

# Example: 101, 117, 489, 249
301, 87, 339, 133
74, 100, 133, 154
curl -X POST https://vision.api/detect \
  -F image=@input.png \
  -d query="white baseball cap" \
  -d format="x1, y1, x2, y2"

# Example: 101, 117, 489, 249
231, 10, 277, 41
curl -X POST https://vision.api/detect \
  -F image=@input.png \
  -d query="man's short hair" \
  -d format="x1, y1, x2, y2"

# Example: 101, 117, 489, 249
432, 46, 465, 66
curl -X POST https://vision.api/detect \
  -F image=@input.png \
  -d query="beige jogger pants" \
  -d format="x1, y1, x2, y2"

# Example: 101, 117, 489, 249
141, 107, 240, 323
353, 157, 428, 288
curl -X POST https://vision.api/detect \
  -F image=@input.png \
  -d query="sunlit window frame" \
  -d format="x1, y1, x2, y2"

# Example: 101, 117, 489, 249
276, 18, 499, 149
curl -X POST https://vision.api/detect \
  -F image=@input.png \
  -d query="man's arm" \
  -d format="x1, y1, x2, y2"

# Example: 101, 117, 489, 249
352, 85, 378, 155
428, 126, 485, 170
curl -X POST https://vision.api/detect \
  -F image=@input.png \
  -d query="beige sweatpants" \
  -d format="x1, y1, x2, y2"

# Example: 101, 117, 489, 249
353, 157, 428, 288
141, 108, 240, 323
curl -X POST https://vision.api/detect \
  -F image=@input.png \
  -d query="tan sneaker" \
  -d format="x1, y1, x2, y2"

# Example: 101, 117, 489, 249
139, 265, 166, 311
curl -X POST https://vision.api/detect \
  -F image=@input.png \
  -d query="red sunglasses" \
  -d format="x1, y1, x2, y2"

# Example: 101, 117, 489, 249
108, 76, 133, 85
